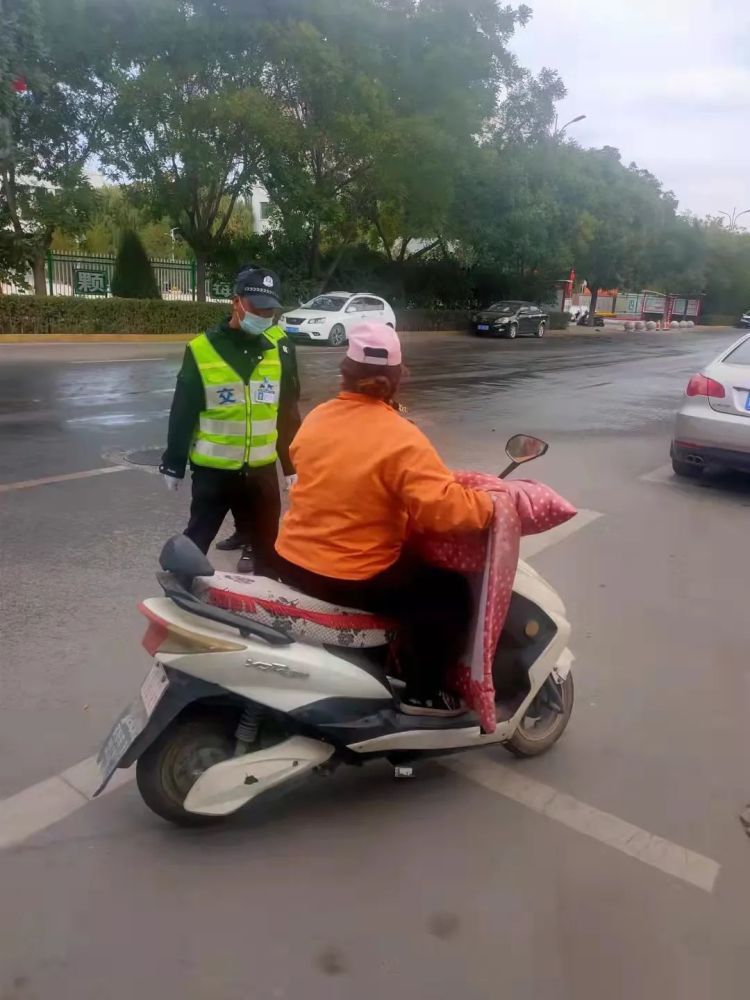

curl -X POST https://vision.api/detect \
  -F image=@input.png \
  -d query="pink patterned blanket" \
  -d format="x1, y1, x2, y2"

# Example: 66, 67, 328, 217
410, 474, 576, 732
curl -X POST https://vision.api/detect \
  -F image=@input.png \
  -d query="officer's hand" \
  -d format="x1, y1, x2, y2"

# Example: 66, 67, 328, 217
162, 473, 181, 492
284, 474, 298, 491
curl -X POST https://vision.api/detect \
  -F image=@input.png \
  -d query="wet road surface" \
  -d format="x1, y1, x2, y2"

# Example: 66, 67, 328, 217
1, 328, 749, 999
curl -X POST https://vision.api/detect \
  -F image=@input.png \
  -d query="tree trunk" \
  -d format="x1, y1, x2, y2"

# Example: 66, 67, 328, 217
587, 286, 599, 326
195, 253, 207, 303
31, 249, 48, 296
308, 219, 321, 281
317, 242, 349, 293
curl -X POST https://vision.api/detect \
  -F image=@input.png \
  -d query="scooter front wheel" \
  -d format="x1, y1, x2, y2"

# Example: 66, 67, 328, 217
136, 713, 235, 826
504, 672, 574, 758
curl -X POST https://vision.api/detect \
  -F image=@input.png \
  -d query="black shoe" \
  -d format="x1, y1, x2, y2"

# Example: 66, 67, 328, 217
216, 531, 244, 551
236, 548, 255, 574
399, 691, 466, 718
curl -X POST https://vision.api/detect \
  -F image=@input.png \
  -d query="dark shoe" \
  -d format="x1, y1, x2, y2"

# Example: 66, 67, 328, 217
236, 547, 255, 574
216, 531, 244, 551
399, 691, 466, 718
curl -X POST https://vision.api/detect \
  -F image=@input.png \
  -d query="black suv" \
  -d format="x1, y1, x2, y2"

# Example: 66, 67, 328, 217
471, 301, 548, 339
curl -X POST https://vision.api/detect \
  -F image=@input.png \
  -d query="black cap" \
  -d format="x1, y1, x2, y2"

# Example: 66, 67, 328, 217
233, 265, 282, 309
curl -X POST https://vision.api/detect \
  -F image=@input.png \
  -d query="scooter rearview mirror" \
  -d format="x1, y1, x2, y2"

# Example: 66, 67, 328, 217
500, 434, 549, 478
505, 434, 549, 464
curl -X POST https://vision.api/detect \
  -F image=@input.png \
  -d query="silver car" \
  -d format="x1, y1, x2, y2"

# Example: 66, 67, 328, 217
671, 333, 750, 477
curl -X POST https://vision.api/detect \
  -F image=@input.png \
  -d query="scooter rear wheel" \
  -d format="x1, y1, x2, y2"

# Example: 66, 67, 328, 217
504, 673, 574, 758
136, 712, 235, 826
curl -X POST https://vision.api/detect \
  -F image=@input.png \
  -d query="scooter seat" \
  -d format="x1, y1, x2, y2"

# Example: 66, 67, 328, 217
192, 572, 396, 649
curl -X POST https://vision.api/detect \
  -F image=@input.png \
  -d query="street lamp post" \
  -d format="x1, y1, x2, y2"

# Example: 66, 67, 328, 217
718, 208, 750, 232
553, 114, 587, 138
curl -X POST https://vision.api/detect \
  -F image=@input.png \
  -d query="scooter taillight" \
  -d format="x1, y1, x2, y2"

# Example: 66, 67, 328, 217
137, 602, 245, 654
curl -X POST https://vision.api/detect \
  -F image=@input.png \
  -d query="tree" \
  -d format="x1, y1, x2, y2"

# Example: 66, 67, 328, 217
0, 0, 44, 286
560, 148, 681, 321
700, 222, 750, 315
111, 229, 160, 298
1, 0, 111, 292
257, 0, 533, 288
494, 67, 567, 145
99, 0, 275, 300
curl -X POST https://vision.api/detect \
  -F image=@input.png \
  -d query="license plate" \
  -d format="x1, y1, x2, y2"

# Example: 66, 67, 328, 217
477, 324, 489, 331
95, 663, 169, 790
285, 326, 299, 334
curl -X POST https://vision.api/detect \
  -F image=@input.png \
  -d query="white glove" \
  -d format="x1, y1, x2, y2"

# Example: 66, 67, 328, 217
284, 474, 298, 491
162, 473, 180, 492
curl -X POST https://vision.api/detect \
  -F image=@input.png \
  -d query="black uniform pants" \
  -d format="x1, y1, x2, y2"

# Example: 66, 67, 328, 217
274, 551, 473, 698
185, 464, 281, 573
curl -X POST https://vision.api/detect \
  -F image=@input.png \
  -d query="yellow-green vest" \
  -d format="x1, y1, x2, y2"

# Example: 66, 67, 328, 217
188, 326, 285, 470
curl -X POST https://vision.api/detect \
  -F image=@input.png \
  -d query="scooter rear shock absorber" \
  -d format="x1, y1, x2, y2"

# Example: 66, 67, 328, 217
234, 705, 262, 755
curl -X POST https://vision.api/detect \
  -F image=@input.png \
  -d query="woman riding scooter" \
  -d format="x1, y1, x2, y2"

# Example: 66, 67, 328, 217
274, 322, 494, 717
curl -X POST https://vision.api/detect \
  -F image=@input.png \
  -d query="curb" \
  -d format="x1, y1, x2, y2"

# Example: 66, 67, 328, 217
0, 333, 194, 343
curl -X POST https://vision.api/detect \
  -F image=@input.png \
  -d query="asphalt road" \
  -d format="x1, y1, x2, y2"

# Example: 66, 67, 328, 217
1, 328, 749, 999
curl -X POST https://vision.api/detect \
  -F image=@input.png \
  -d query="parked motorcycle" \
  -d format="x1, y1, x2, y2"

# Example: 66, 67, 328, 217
95, 435, 575, 826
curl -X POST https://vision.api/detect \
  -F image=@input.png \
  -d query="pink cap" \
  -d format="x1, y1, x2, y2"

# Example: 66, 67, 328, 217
346, 322, 402, 367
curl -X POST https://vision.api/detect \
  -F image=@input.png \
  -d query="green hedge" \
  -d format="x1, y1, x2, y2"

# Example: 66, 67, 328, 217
547, 310, 570, 330
699, 314, 738, 328
0, 295, 481, 335
396, 309, 470, 331
0, 295, 228, 334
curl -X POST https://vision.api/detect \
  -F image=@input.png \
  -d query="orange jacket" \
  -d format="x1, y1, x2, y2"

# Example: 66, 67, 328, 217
276, 392, 494, 580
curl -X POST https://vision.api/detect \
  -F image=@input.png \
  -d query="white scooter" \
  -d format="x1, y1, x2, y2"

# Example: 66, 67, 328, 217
95, 435, 574, 826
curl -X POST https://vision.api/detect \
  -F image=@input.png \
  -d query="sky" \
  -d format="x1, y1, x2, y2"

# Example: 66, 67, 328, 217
510, 0, 750, 219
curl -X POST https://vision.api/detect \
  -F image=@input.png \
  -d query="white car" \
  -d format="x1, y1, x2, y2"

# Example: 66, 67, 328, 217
280, 292, 396, 346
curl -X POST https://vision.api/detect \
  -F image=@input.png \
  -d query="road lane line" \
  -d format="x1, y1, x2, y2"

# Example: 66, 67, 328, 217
521, 508, 602, 558
443, 756, 720, 893
0, 465, 134, 493
640, 464, 674, 483
0, 758, 133, 850
68, 357, 168, 364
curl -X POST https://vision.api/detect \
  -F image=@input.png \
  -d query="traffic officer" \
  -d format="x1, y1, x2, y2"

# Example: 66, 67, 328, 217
159, 263, 301, 574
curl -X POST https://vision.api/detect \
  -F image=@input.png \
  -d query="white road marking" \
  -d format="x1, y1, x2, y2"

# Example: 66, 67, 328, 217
63, 387, 174, 404
0, 507, 606, 849
640, 464, 674, 483
0, 758, 133, 851
444, 755, 720, 893
521, 508, 602, 558
0, 465, 133, 493
68, 357, 168, 364
65, 410, 170, 426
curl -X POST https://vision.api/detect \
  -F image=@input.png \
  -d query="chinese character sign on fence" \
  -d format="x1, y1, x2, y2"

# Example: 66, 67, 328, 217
209, 279, 233, 300
73, 268, 108, 297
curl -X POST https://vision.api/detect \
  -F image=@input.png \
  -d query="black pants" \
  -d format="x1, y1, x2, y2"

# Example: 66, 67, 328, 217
185, 465, 281, 573
274, 552, 473, 699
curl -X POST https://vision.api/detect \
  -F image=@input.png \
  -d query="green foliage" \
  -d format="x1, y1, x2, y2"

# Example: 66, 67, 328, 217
547, 311, 570, 330
395, 309, 471, 332
0, 295, 227, 335
111, 230, 161, 299
0, 295, 469, 335
700, 315, 740, 327
1, 0, 111, 290
98, 0, 276, 299
9, 0, 750, 317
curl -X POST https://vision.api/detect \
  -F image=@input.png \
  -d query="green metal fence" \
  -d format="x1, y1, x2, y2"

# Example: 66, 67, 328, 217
39, 251, 231, 302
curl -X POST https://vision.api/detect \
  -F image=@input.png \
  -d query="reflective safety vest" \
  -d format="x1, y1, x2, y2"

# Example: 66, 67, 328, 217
188, 327, 284, 470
